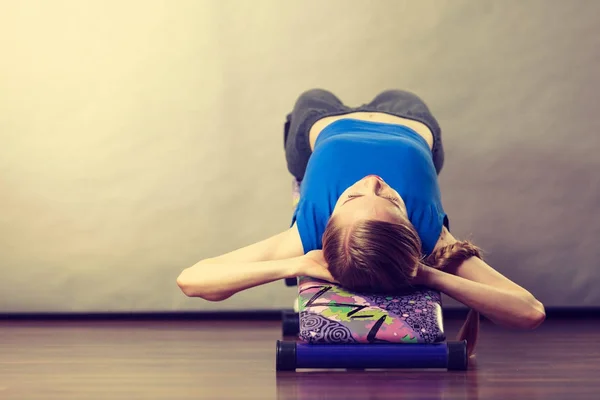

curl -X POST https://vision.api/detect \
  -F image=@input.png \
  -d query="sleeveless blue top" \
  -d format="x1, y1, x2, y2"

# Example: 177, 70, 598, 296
291, 119, 447, 256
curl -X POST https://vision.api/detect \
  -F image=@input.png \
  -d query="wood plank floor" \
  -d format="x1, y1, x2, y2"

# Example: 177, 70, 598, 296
0, 317, 599, 399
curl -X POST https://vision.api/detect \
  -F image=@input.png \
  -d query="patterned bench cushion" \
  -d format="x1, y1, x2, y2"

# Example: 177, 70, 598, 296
298, 276, 445, 344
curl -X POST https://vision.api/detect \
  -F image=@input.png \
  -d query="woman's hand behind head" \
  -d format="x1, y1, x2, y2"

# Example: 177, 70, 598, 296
300, 250, 338, 283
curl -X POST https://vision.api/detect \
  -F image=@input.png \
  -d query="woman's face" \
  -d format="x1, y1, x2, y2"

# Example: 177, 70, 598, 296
331, 175, 408, 225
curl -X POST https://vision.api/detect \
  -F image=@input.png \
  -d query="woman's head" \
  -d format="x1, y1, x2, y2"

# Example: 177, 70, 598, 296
322, 216, 422, 293
323, 175, 421, 293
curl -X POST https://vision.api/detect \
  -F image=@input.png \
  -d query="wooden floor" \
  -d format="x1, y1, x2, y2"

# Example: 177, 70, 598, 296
0, 317, 599, 399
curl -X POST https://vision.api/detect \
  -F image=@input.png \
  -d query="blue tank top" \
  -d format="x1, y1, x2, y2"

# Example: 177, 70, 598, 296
291, 119, 447, 256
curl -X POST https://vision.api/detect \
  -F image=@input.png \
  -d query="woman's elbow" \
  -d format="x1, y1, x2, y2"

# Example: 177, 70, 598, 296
176, 270, 199, 297
176, 269, 229, 301
522, 298, 546, 330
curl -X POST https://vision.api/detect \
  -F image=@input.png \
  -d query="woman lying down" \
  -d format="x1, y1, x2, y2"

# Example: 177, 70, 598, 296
177, 89, 546, 356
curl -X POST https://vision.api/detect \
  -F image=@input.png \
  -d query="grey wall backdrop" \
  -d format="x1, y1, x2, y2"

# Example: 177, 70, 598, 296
1, 0, 599, 312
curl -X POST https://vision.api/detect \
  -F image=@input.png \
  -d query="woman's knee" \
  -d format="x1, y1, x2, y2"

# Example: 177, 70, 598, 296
371, 89, 422, 104
294, 88, 344, 108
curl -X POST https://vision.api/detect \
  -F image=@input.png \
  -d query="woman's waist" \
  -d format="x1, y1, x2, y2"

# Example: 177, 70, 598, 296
309, 112, 434, 151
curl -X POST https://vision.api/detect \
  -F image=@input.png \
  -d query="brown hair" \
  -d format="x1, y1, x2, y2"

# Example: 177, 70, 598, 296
322, 215, 483, 357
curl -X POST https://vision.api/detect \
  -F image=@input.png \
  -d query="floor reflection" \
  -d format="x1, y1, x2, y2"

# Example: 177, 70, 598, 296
276, 361, 480, 400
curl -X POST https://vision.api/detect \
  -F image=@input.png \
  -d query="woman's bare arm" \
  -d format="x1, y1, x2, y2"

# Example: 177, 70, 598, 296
421, 227, 546, 329
176, 224, 332, 301
178, 256, 306, 301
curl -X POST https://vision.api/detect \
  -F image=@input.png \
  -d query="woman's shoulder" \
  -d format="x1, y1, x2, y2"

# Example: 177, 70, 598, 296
404, 196, 447, 256
291, 197, 330, 254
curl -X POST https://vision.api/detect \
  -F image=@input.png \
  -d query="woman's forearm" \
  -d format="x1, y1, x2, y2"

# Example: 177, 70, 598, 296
177, 257, 306, 301
422, 267, 545, 329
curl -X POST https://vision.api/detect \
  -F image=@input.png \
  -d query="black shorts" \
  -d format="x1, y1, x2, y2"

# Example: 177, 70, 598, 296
283, 89, 444, 181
